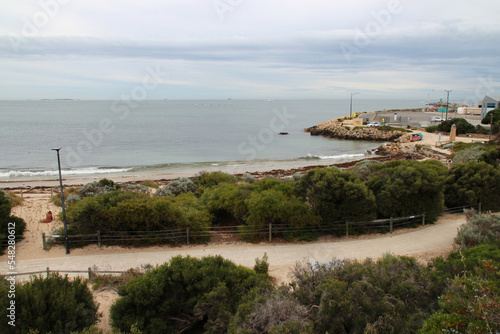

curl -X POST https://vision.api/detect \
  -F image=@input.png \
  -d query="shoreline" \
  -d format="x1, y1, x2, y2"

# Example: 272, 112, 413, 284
1, 154, 410, 191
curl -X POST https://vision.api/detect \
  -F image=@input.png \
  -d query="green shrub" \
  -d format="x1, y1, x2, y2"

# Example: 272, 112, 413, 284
444, 161, 500, 211
78, 179, 121, 197
425, 125, 438, 133
0, 190, 26, 255
65, 193, 82, 206
124, 184, 153, 195
297, 167, 377, 224
454, 212, 500, 249
0, 274, 99, 334
366, 160, 447, 222
290, 255, 441, 333
475, 124, 489, 134
140, 180, 159, 188
292, 172, 302, 181
111, 255, 269, 334
154, 177, 197, 197
195, 171, 236, 188
481, 108, 500, 124
451, 146, 485, 165
50, 187, 79, 206
7, 192, 23, 207
437, 118, 476, 134
242, 173, 256, 183
479, 147, 500, 167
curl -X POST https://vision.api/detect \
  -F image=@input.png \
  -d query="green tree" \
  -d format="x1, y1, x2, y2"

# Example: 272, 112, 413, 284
297, 167, 377, 223
201, 183, 250, 224
110, 255, 269, 334
0, 274, 99, 334
444, 161, 500, 211
366, 160, 447, 222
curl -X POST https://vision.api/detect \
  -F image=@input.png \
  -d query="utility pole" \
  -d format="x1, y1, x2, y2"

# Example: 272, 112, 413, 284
52, 148, 70, 254
350, 92, 360, 118
445, 90, 452, 121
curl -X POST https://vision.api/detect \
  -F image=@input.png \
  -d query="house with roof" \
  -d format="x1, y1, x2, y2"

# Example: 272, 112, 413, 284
481, 95, 500, 119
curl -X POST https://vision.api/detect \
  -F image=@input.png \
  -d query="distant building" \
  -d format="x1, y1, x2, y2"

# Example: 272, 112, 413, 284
481, 95, 500, 119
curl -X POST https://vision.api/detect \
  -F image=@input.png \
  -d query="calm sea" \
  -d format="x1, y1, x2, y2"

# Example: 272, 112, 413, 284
0, 99, 424, 181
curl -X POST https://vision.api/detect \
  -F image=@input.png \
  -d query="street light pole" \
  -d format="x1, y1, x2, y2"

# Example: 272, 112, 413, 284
52, 148, 70, 255
445, 90, 452, 121
350, 92, 360, 118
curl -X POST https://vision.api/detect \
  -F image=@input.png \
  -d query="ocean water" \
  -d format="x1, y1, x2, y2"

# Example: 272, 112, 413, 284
0, 99, 424, 181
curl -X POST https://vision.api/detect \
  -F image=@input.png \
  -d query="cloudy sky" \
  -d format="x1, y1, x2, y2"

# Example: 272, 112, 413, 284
1, 0, 499, 102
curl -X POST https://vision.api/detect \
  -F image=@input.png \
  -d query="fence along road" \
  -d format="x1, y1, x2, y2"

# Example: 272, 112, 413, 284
1, 216, 466, 280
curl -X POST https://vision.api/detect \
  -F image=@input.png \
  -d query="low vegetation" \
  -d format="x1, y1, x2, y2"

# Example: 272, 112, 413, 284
0, 190, 26, 255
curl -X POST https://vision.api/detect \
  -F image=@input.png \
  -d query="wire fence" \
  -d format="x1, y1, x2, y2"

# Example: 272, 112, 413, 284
2, 267, 129, 280
40, 205, 477, 249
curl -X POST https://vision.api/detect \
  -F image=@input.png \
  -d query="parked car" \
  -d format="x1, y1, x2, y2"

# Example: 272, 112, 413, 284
366, 122, 382, 127
431, 116, 443, 122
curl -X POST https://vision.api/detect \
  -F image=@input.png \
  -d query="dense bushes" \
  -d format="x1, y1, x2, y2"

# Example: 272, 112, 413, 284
437, 118, 476, 134
444, 161, 500, 211
0, 190, 26, 255
366, 160, 448, 222
296, 167, 377, 223
110, 255, 270, 334
0, 274, 99, 333
454, 212, 500, 249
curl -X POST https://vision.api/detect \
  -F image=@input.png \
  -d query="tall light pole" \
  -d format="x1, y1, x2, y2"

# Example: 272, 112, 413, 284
445, 90, 452, 121
350, 92, 360, 118
52, 148, 70, 255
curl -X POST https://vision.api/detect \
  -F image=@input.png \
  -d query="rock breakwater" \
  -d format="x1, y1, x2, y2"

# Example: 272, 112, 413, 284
305, 125, 407, 142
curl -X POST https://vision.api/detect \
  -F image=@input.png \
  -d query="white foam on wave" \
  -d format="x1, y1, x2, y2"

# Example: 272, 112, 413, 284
311, 153, 366, 160
0, 167, 133, 178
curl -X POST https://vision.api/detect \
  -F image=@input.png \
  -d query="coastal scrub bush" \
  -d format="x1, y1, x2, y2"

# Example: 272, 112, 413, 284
242, 173, 256, 183
444, 161, 500, 211
419, 272, 500, 334
78, 179, 121, 197
50, 187, 79, 206
454, 212, 500, 249
296, 167, 376, 224
479, 147, 500, 167
154, 177, 197, 197
0, 274, 100, 333
351, 159, 382, 181
366, 160, 447, 222
124, 184, 152, 195
425, 125, 438, 133
195, 171, 236, 188
475, 124, 489, 134
240, 189, 320, 241
65, 193, 82, 206
201, 183, 249, 224
290, 255, 441, 333
140, 180, 159, 188
437, 118, 476, 134
481, 108, 500, 124
7, 192, 23, 207
250, 177, 295, 197
0, 190, 26, 255
451, 146, 485, 165
110, 255, 270, 334
292, 172, 302, 181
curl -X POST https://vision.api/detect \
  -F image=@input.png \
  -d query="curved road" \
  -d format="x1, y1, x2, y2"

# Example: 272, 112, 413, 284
2, 218, 464, 279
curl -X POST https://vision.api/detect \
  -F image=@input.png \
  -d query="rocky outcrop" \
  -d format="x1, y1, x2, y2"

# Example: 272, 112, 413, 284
306, 125, 406, 142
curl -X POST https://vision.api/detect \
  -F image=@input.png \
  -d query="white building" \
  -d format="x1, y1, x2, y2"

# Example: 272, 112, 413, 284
481, 95, 500, 119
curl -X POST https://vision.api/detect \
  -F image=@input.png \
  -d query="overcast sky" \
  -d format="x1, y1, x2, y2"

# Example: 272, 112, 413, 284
1, 0, 499, 102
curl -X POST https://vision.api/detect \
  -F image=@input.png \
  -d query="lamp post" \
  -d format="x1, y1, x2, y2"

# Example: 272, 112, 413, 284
52, 148, 70, 254
350, 92, 360, 118
445, 90, 452, 121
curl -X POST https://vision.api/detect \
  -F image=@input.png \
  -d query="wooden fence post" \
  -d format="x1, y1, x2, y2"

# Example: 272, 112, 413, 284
46, 267, 50, 278
422, 213, 425, 226
269, 223, 272, 242
479, 202, 482, 214
346, 221, 349, 237
42, 232, 46, 250
390, 217, 393, 234
186, 227, 190, 245
97, 231, 102, 248
88, 267, 92, 280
